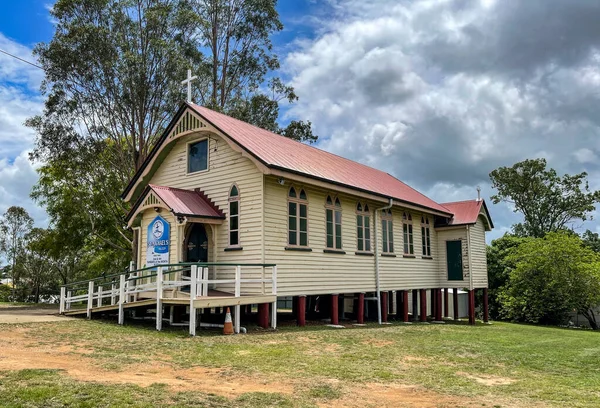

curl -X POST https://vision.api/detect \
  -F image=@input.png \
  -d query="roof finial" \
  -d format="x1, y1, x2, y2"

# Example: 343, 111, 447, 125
476, 186, 481, 201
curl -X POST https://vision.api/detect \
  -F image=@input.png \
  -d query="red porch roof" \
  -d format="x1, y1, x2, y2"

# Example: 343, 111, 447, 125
125, 184, 224, 223
149, 184, 223, 218
440, 199, 493, 229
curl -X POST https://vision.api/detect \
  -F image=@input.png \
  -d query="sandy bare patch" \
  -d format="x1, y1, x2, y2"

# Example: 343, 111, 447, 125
327, 382, 485, 408
457, 371, 517, 386
0, 327, 292, 396
361, 339, 394, 347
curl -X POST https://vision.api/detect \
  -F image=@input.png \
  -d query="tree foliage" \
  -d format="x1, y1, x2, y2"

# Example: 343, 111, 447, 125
489, 158, 600, 238
485, 234, 531, 320
27, 0, 318, 279
0, 207, 34, 299
499, 232, 600, 329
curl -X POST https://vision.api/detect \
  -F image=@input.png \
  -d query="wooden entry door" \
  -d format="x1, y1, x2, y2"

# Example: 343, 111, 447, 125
446, 240, 463, 281
186, 224, 208, 263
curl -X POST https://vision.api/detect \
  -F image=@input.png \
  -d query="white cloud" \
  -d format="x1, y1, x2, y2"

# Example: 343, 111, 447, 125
574, 148, 598, 164
0, 152, 46, 224
285, 0, 600, 241
0, 33, 46, 231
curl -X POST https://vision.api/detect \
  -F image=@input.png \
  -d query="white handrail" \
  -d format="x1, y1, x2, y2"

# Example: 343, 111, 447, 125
60, 263, 278, 315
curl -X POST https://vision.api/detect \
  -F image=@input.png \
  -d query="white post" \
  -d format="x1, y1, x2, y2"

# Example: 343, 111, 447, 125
234, 304, 241, 334
118, 274, 125, 325
87, 281, 94, 319
97, 286, 103, 308
271, 301, 277, 329
272, 266, 277, 295
66, 290, 72, 311
202, 268, 208, 297
129, 261, 137, 302
235, 265, 241, 297
189, 265, 197, 336
111, 284, 116, 305
59, 286, 66, 314
156, 267, 163, 331
261, 266, 266, 295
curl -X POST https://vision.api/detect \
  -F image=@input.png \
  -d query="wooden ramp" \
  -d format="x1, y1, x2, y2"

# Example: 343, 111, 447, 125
64, 293, 276, 317
60, 262, 278, 335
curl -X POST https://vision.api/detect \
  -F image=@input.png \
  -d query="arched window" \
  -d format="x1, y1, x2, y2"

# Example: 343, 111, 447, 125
403, 212, 414, 255
356, 202, 371, 252
381, 208, 394, 253
228, 185, 240, 246
325, 196, 342, 250
288, 187, 308, 247
421, 216, 431, 257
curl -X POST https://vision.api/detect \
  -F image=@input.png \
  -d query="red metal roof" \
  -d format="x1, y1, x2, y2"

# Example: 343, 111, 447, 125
149, 184, 224, 218
189, 104, 451, 215
440, 200, 489, 226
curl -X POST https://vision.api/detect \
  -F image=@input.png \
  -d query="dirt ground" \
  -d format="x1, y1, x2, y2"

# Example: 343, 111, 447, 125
0, 305, 64, 323
0, 307, 512, 407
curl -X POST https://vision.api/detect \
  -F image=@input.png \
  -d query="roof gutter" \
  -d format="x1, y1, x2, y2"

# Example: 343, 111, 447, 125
374, 198, 393, 325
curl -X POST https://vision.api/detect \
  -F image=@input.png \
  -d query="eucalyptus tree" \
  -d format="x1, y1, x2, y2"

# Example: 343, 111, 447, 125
490, 158, 600, 238
28, 0, 317, 270
0, 206, 34, 299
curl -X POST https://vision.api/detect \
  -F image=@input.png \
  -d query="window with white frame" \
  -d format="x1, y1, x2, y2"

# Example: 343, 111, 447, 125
403, 212, 414, 255
326, 196, 342, 250
288, 187, 308, 246
381, 208, 394, 253
188, 139, 208, 173
356, 203, 371, 252
421, 216, 431, 257
228, 185, 240, 246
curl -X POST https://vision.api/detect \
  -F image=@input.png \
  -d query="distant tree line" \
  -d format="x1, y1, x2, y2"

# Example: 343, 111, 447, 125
487, 158, 600, 329
0, 206, 95, 302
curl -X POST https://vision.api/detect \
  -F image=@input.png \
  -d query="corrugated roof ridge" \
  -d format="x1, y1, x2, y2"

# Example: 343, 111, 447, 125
149, 184, 193, 194
440, 199, 481, 205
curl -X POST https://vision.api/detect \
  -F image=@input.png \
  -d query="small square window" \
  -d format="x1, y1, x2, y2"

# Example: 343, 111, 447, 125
188, 140, 208, 173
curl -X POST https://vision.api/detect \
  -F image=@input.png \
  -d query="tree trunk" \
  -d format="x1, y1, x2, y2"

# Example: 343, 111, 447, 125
581, 309, 598, 330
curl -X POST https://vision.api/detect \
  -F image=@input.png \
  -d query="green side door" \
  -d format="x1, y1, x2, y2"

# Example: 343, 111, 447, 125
446, 240, 463, 281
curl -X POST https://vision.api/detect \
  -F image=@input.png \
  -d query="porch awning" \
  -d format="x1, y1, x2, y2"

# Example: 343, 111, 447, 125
126, 184, 224, 225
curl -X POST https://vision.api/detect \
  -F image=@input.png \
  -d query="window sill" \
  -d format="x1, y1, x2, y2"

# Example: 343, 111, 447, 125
403, 254, 416, 258
422, 256, 434, 260
381, 253, 396, 258
324, 249, 346, 254
186, 169, 209, 176
224, 246, 243, 252
285, 246, 312, 252
355, 251, 374, 256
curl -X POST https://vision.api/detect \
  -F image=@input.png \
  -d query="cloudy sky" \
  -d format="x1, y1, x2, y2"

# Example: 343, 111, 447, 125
2, 0, 600, 241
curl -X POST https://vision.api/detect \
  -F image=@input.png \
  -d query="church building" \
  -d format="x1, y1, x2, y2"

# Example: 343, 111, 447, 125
118, 102, 493, 330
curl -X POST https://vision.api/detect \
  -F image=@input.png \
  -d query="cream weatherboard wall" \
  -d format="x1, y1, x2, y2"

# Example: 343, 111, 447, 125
469, 216, 489, 288
263, 176, 449, 296
138, 131, 264, 269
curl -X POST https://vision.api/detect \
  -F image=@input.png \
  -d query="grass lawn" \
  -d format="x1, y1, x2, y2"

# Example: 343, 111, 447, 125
0, 318, 599, 407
